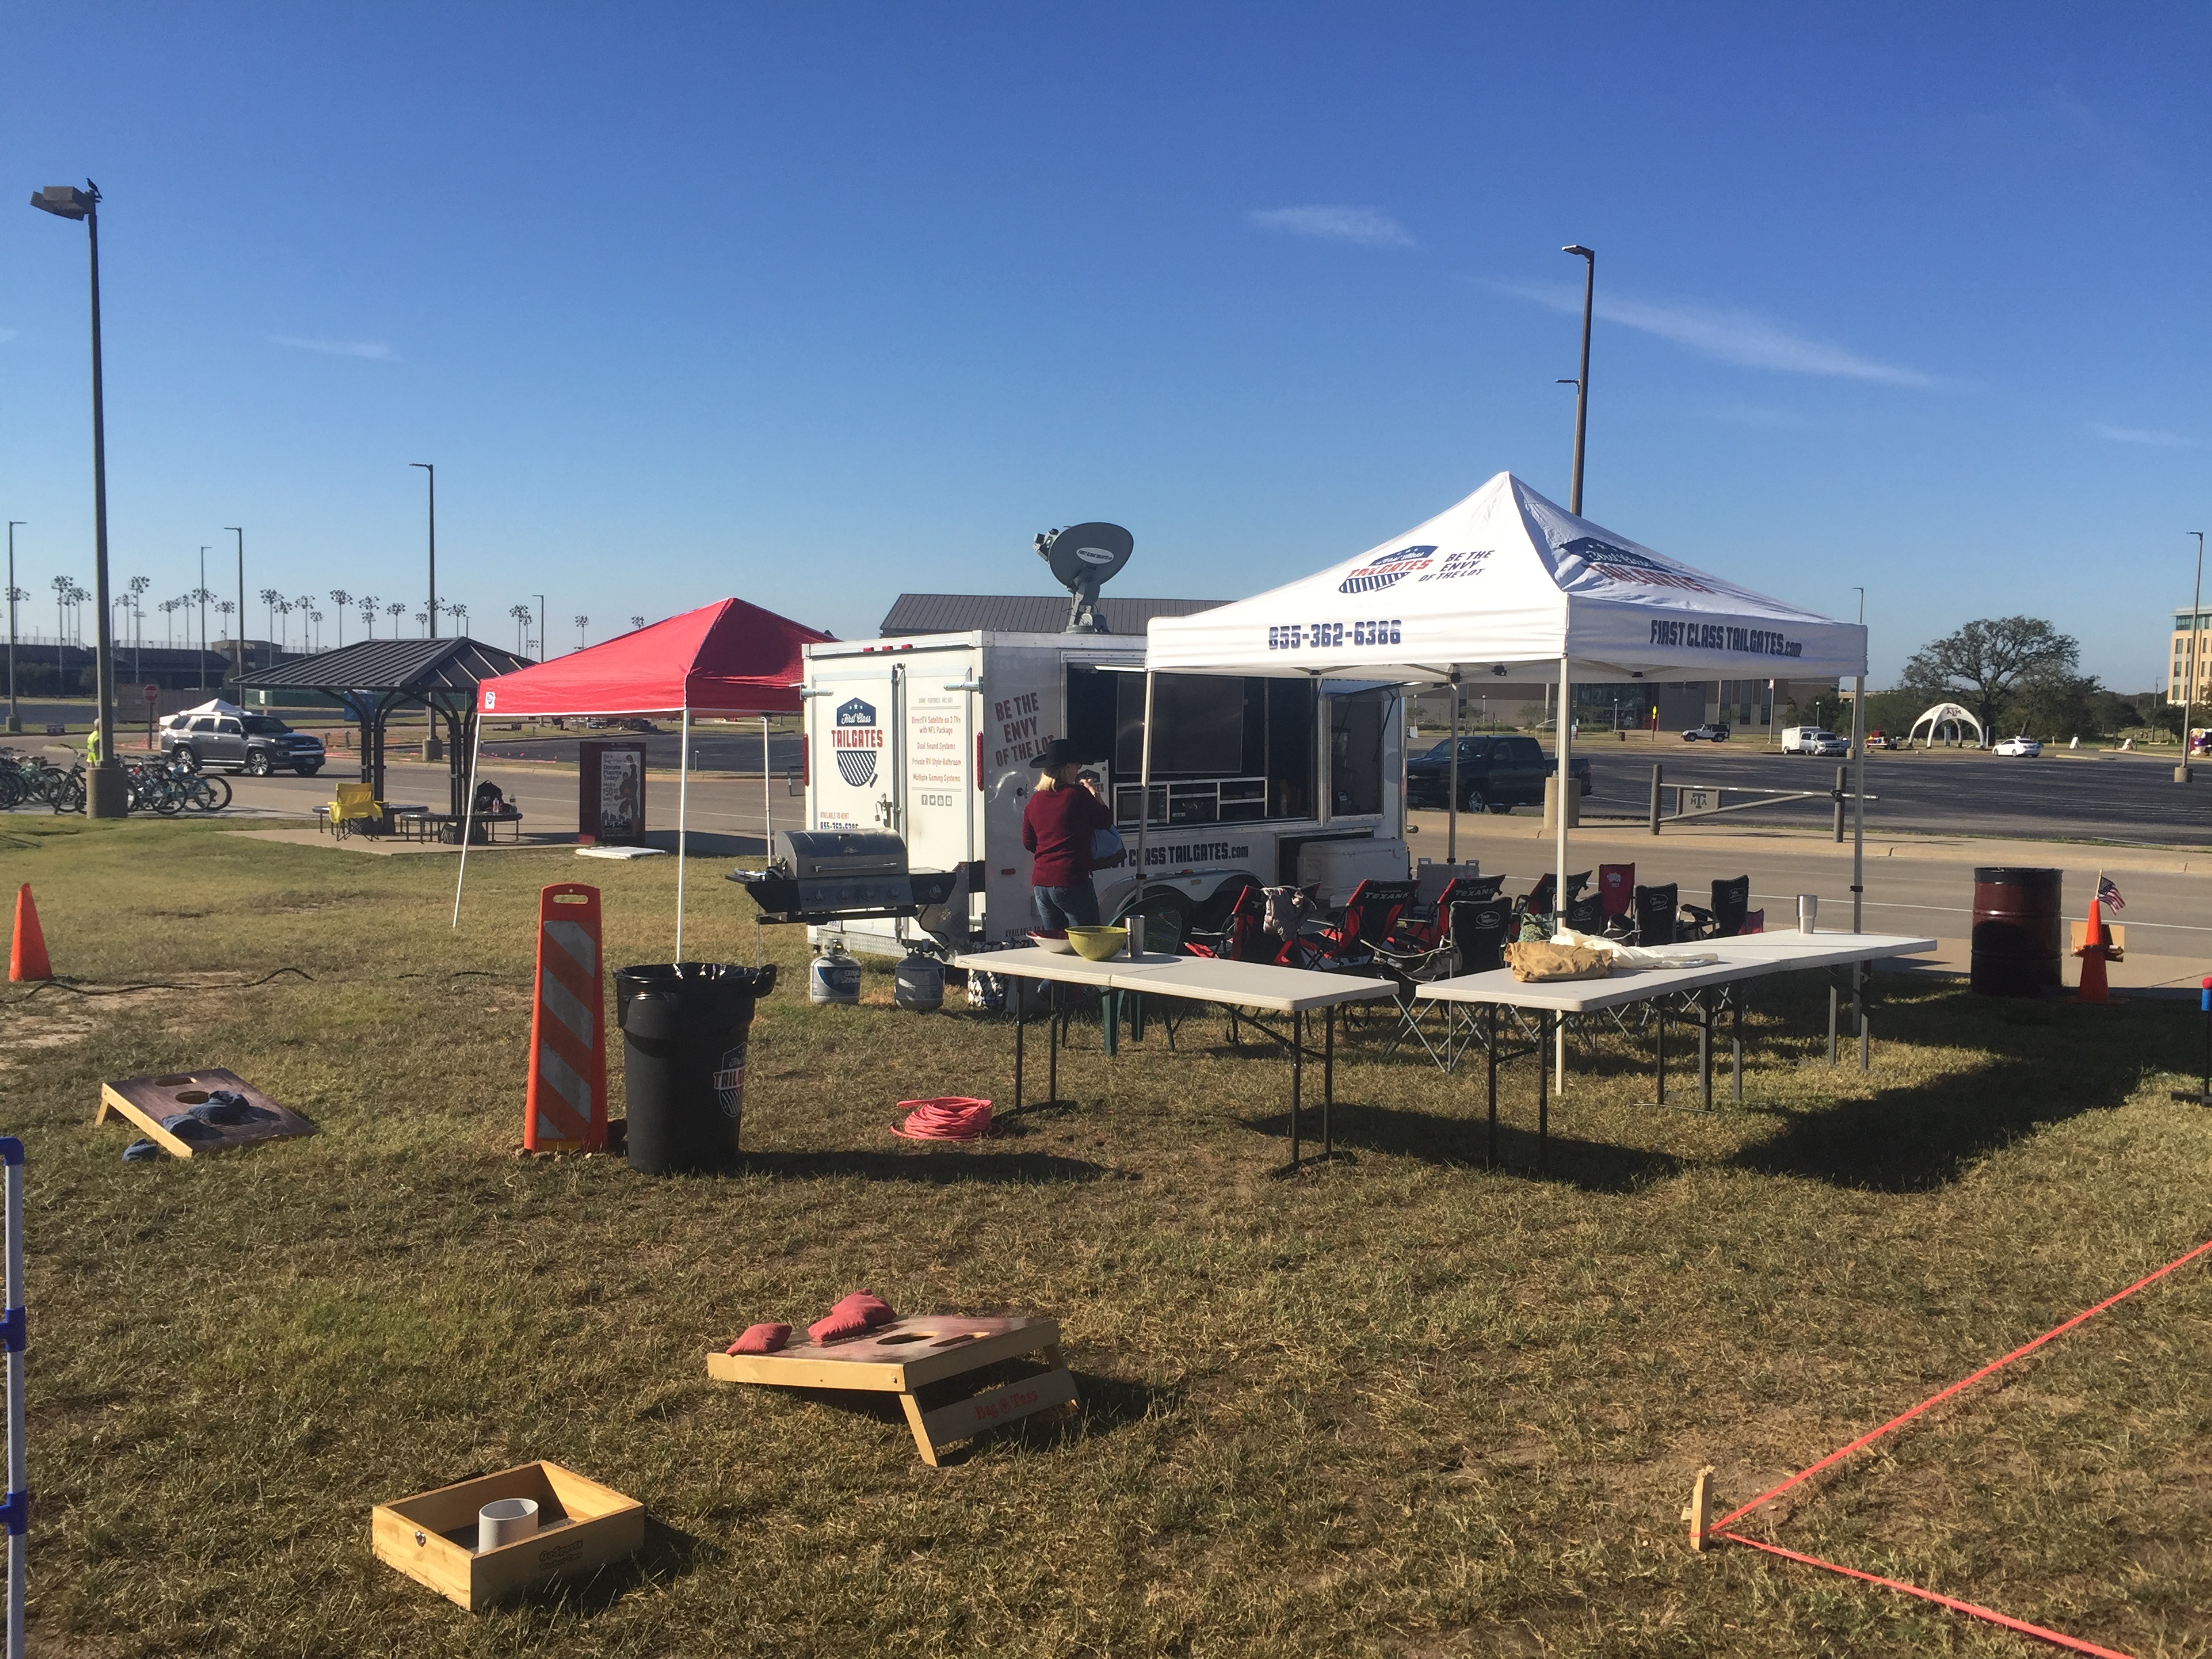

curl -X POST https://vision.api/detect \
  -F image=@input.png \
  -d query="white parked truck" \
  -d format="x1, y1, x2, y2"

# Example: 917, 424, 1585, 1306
1780, 725, 1848, 756
800, 630, 1408, 958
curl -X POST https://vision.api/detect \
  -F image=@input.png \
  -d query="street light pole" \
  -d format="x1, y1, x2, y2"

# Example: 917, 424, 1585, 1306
411, 464, 436, 638
1561, 244, 1595, 515
198, 546, 209, 691
226, 527, 245, 682
30, 182, 123, 813
534, 593, 546, 659
2182, 532, 2204, 785
5, 522, 20, 734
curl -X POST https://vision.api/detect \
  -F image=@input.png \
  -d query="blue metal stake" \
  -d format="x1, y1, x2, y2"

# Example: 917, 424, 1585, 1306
2, 1135, 24, 1659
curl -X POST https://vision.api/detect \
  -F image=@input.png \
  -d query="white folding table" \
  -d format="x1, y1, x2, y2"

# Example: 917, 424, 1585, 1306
951, 947, 1397, 1172
1416, 931, 1938, 1168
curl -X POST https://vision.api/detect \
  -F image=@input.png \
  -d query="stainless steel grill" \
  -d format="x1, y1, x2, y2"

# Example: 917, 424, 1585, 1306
729, 830, 958, 925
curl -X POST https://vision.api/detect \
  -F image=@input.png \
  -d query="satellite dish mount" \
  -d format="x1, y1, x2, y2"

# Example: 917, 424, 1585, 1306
1034, 522, 1134, 634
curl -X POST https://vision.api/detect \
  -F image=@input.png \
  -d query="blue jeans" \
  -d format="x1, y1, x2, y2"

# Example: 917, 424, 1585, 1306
1033, 882, 1101, 931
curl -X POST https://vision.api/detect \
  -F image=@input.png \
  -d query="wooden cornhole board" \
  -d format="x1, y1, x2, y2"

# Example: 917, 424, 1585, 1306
371, 1460, 644, 1612
705, 1314, 1078, 1467
97, 1068, 317, 1158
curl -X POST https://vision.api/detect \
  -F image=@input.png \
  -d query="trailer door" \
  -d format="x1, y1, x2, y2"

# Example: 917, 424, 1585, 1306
902, 659, 977, 884
808, 663, 902, 834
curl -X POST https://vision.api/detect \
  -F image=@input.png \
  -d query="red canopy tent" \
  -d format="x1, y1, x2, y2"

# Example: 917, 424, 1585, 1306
458, 598, 834, 948
476, 598, 829, 718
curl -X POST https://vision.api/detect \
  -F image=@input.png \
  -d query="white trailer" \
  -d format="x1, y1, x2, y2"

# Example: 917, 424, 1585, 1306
800, 630, 1408, 958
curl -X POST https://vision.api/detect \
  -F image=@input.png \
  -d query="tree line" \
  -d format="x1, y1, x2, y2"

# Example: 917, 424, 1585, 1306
1859, 616, 2170, 742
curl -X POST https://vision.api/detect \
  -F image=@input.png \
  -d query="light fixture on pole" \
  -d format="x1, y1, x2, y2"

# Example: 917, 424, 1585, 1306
1560, 244, 1595, 516
30, 180, 123, 813
5, 521, 21, 734
2182, 532, 2204, 785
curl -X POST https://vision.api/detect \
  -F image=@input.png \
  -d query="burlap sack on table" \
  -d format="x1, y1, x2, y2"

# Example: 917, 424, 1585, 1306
1503, 941, 1614, 983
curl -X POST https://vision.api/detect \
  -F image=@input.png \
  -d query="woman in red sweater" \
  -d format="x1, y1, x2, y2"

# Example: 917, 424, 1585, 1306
1022, 738, 1115, 931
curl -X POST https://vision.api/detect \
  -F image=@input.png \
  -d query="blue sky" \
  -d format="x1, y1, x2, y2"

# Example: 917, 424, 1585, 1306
3, 3, 2206, 687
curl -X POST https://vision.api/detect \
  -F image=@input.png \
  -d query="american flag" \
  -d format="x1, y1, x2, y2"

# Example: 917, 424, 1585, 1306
2097, 876, 2125, 911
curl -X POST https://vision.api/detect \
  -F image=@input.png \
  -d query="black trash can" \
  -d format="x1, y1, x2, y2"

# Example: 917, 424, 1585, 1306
1970, 867, 2063, 996
615, 962, 777, 1174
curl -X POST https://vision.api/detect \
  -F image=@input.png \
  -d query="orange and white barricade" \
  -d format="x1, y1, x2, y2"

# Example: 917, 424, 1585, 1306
525, 884, 607, 1151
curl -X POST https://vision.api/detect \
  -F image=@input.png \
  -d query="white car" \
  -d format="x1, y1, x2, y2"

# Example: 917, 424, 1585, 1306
1993, 735, 2042, 758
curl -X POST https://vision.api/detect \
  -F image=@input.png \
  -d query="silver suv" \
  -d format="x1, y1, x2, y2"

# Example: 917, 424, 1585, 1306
161, 713, 325, 777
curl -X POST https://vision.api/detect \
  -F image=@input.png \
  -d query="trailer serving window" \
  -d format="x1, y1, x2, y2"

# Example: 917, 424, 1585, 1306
1063, 667, 1317, 828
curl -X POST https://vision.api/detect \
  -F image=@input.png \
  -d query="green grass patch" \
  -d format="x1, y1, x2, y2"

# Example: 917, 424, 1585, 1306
5, 816, 2211, 1656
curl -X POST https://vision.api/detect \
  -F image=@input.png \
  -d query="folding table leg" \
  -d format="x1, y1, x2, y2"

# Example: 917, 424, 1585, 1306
1698, 995, 1713, 1111
1654, 1005, 1667, 1105
1013, 993, 1025, 1111
1289, 1008, 1304, 1170
1486, 1004, 1499, 1168
1828, 985, 1839, 1066
1537, 1012, 1551, 1171
1323, 1004, 1336, 1160
1048, 982, 1060, 1105
1732, 993, 1744, 1105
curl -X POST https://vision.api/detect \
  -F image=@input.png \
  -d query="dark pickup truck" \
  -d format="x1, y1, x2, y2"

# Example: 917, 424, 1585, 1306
1405, 734, 1592, 813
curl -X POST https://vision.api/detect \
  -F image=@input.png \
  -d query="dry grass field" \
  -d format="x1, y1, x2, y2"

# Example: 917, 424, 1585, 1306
3, 814, 2209, 1656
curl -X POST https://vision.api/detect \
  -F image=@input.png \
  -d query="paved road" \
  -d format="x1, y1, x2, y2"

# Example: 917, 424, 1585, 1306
1576, 741, 2212, 848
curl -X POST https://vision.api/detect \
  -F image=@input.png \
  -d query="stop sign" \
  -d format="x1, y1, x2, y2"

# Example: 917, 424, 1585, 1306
142, 684, 159, 703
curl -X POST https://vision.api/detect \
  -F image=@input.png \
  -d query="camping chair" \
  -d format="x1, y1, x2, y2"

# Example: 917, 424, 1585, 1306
1515, 871, 1591, 935
1564, 891, 1604, 935
1371, 882, 1486, 1067
1597, 863, 1636, 936
1292, 879, 1418, 974
1631, 882, 1681, 946
1103, 887, 1194, 1053
1185, 884, 1275, 964
327, 781, 384, 840
1682, 876, 1751, 940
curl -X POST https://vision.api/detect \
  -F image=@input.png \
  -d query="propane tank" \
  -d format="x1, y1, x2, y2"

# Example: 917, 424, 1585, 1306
808, 939, 861, 1006
893, 951, 945, 1013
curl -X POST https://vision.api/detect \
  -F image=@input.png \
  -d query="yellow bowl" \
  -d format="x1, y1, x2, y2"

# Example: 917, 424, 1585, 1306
1065, 925, 1128, 961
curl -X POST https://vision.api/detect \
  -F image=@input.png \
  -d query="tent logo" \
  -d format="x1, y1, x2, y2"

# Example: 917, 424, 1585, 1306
1558, 535, 1713, 595
712, 1044, 746, 1119
1339, 544, 1436, 594
832, 697, 882, 787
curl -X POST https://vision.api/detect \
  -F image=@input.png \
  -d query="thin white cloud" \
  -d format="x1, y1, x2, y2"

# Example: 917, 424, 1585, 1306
2091, 423, 2204, 449
0, 329, 18, 346
1500, 282, 1933, 388
1247, 205, 1416, 248
268, 334, 391, 360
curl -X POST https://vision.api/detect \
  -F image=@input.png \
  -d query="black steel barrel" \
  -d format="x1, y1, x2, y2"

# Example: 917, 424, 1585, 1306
615, 962, 777, 1173
1970, 867, 2062, 996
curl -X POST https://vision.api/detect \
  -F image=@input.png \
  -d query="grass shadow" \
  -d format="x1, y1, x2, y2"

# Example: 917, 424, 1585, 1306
1240, 1101, 1684, 1193
739, 1148, 1111, 1185
505, 1514, 716, 1616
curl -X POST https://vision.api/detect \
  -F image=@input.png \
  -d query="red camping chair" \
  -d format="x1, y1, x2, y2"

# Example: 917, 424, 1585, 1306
1292, 879, 1418, 972
1184, 885, 1277, 964
1597, 863, 1635, 934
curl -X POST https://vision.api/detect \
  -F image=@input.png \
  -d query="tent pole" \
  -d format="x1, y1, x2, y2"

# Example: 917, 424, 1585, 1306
1851, 672, 1866, 932
1134, 672, 1155, 901
1555, 653, 1571, 1090
1446, 670, 1460, 865
676, 705, 691, 962
451, 714, 483, 927
761, 714, 773, 858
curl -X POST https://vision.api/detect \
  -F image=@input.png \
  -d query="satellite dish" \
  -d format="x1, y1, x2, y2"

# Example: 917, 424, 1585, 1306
1033, 521, 1134, 634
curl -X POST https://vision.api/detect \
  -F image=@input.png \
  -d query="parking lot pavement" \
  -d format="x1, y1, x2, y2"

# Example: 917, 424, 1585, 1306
214, 759, 808, 845
1416, 810, 2212, 990
1576, 740, 2212, 847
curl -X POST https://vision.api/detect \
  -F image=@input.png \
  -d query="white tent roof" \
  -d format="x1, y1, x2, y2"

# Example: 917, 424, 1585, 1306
1144, 472, 1866, 682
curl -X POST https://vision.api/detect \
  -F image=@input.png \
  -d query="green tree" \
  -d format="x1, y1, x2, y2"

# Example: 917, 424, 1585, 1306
2009, 670, 2102, 741
1902, 617, 2079, 737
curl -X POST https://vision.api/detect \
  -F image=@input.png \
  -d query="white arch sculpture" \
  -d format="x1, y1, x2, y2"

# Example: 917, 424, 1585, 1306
1908, 701, 1984, 748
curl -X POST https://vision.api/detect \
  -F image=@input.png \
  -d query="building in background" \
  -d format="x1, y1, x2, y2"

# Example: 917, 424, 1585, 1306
2168, 607, 2211, 704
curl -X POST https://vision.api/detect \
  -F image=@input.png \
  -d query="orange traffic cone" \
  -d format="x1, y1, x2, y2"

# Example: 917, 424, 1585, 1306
2074, 893, 2118, 1004
9, 884, 52, 983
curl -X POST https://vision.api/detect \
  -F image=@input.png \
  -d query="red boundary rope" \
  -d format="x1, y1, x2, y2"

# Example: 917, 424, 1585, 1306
1708, 1232, 2212, 1656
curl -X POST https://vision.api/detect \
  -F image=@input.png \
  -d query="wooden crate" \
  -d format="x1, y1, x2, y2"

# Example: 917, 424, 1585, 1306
371, 1460, 644, 1612
707, 1314, 1077, 1467
97, 1069, 316, 1158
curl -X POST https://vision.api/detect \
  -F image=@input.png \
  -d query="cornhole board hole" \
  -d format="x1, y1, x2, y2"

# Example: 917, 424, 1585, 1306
96, 1069, 317, 1158
371, 1460, 644, 1612
706, 1315, 1078, 1467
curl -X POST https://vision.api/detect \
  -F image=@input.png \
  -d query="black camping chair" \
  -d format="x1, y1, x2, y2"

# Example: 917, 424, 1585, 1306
1103, 887, 1194, 1052
1564, 892, 1604, 935
1681, 876, 1751, 940
1631, 882, 1681, 947
1450, 897, 1515, 975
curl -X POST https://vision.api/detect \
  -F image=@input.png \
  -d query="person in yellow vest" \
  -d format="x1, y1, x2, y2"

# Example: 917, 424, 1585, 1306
85, 725, 102, 764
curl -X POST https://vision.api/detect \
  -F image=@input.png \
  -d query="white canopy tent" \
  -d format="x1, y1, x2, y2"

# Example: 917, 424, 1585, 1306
1141, 474, 1872, 1058
1907, 701, 1983, 748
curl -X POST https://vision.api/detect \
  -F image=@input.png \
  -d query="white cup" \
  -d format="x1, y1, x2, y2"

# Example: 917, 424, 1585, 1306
478, 1497, 539, 1553
1797, 895, 1818, 934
